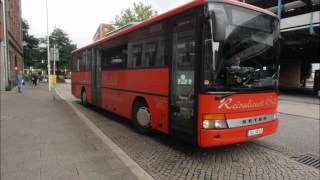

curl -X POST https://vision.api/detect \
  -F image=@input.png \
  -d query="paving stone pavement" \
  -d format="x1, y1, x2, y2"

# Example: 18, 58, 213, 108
1, 84, 140, 180
56, 83, 320, 180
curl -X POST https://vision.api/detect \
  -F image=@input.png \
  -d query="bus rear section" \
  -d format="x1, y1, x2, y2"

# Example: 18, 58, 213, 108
71, 51, 92, 105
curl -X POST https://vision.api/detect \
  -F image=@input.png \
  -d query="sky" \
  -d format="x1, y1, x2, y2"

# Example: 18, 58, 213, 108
21, 0, 190, 48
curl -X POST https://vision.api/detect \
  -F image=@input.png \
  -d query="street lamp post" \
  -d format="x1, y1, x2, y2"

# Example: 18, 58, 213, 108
53, 44, 56, 76
46, 0, 51, 91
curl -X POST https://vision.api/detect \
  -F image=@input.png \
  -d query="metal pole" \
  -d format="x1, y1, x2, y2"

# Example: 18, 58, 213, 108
46, 0, 51, 91
277, 0, 282, 21
2, 0, 9, 88
53, 45, 56, 76
309, 12, 315, 34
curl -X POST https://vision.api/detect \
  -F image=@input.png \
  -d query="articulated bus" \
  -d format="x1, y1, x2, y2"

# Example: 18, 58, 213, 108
71, 0, 280, 147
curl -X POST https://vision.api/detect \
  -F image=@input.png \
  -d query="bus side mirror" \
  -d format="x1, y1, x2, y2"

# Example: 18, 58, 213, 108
212, 9, 226, 42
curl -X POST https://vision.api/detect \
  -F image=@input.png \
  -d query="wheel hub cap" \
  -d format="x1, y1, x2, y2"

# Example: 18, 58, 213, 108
137, 107, 151, 128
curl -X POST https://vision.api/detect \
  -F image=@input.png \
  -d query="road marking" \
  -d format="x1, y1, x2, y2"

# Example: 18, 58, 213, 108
55, 88, 154, 180
279, 112, 320, 121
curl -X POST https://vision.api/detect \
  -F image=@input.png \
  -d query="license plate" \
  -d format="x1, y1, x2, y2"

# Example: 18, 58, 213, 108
247, 128, 264, 137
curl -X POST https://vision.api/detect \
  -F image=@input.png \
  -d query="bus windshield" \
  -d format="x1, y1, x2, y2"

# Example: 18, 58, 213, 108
202, 3, 280, 92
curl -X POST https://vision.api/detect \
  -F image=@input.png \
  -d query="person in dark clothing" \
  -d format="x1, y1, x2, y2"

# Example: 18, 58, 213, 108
31, 73, 38, 87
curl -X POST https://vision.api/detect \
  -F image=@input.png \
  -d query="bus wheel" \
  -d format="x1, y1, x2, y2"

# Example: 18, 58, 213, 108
81, 89, 88, 106
133, 100, 152, 135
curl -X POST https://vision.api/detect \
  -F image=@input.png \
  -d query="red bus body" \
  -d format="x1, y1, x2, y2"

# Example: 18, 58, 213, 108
71, 0, 279, 147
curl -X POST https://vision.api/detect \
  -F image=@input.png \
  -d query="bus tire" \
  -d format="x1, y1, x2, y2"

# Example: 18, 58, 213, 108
81, 89, 88, 106
132, 100, 152, 135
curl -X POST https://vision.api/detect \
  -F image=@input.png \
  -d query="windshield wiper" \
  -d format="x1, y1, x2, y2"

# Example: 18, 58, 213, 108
215, 89, 275, 100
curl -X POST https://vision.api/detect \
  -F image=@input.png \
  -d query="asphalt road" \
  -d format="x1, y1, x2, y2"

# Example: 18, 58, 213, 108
255, 94, 319, 158
255, 113, 319, 157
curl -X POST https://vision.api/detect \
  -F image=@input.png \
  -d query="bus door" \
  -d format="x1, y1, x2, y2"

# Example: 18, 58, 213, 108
170, 16, 196, 141
91, 48, 101, 106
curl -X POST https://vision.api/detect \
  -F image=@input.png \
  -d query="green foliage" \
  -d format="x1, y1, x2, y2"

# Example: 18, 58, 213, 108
56, 78, 65, 83
49, 28, 77, 71
23, 19, 44, 68
23, 19, 77, 72
5, 84, 12, 91
113, 2, 157, 29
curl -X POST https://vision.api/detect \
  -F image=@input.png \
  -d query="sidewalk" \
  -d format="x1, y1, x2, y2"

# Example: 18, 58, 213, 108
1, 84, 142, 180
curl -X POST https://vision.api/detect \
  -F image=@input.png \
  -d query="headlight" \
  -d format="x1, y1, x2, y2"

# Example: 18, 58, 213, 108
202, 120, 228, 129
202, 114, 228, 129
203, 120, 215, 129
214, 120, 228, 129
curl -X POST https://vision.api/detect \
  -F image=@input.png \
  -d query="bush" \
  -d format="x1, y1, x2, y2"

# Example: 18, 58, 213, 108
5, 84, 12, 91
57, 78, 65, 83
24, 76, 30, 81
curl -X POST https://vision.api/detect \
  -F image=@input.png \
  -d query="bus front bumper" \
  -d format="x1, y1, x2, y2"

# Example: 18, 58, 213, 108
199, 119, 279, 147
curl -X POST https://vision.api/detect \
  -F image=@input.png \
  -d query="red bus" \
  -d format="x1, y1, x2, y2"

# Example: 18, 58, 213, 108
71, 0, 280, 147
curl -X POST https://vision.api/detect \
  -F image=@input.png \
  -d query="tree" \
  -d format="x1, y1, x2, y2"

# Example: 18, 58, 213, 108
23, 21, 77, 72
23, 19, 43, 68
48, 28, 77, 71
113, 2, 157, 29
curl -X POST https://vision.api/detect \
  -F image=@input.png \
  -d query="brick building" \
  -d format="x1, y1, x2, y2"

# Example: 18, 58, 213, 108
93, 23, 113, 41
0, 0, 23, 90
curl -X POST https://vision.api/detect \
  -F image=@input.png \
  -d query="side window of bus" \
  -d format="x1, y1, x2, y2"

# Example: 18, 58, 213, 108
132, 44, 143, 68
144, 42, 157, 67
158, 36, 168, 67
102, 46, 127, 70
176, 33, 195, 69
86, 49, 92, 71
72, 56, 77, 72
128, 36, 167, 69
77, 54, 81, 72
81, 52, 87, 71
109, 54, 125, 69
142, 36, 167, 67
172, 17, 196, 105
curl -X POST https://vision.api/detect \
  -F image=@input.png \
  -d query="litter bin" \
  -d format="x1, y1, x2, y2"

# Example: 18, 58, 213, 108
49, 75, 57, 84
314, 70, 320, 95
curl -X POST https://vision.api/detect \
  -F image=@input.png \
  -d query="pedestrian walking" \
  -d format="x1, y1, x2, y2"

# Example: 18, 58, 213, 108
32, 73, 38, 87
16, 71, 24, 93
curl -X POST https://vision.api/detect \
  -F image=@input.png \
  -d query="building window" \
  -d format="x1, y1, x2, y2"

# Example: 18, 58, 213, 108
14, 55, 18, 67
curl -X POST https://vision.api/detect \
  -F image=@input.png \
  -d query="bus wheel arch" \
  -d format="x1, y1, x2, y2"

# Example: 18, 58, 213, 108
81, 87, 88, 106
132, 97, 152, 135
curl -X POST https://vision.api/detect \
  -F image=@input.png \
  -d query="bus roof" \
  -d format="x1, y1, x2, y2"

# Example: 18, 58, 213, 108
73, 0, 276, 54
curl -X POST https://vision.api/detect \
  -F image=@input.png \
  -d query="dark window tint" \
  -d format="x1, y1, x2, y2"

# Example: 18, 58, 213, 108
71, 56, 76, 72
132, 44, 142, 68
101, 46, 127, 70
80, 52, 87, 71
144, 36, 167, 67
76, 54, 82, 72
86, 49, 92, 71
128, 36, 167, 69
144, 42, 157, 67
176, 33, 195, 70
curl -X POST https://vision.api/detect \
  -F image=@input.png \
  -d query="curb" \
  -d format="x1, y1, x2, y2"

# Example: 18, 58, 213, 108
55, 88, 154, 180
